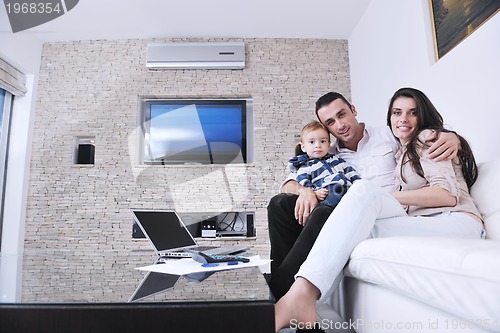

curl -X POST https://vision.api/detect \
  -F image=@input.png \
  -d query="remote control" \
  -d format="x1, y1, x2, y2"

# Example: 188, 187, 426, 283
190, 251, 250, 264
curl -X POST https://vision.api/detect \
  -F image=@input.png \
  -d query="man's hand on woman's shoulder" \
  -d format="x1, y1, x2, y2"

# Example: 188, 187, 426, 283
425, 130, 460, 162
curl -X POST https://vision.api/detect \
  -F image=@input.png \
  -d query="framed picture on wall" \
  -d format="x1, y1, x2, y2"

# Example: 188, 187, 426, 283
429, 0, 499, 59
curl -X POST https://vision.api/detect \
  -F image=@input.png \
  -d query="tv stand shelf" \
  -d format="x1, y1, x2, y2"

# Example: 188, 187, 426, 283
179, 211, 255, 239
132, 211, 255, 239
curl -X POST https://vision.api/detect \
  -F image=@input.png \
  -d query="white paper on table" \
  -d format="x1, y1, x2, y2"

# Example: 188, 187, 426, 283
136, 255, 271, 275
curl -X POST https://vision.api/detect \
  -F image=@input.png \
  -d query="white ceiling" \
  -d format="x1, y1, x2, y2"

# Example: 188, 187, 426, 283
1, 0, 371, 42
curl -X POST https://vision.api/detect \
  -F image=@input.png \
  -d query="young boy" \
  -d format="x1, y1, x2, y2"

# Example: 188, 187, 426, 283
289, 120, 361, 207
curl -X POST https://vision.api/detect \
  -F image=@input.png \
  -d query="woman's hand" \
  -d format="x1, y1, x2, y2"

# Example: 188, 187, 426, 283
390, 186, 457, 208
390, 191, 409, 210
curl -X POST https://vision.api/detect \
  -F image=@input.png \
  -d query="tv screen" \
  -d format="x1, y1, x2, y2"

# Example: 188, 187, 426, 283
140, 98, 252, 164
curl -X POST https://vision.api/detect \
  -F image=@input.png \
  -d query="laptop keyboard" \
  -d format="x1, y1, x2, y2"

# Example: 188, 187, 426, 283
160, 246, 220, 258
191, 245, 218, 252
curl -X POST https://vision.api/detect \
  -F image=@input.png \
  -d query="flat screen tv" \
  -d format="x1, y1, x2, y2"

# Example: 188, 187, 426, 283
140, 98, 253, 165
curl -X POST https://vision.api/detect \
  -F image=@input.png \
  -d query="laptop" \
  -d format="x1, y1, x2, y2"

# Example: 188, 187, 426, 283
131, 209, 248, 258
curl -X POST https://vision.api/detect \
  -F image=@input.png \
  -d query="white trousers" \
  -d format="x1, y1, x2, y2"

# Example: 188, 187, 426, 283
295, 180, 485, 302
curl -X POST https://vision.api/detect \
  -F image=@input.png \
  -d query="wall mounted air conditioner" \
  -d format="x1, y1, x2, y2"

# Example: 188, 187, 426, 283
146, 42, 245, 70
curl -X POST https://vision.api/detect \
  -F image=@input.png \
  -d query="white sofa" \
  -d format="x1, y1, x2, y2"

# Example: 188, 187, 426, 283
328, 156, 500, 333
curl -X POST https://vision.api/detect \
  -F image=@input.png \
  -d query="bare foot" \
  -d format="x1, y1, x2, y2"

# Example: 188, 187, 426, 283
274, 277, 320, 332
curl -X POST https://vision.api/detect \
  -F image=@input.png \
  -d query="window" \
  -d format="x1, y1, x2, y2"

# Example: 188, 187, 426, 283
0, 88, 13, 247
0, 89, 5, 129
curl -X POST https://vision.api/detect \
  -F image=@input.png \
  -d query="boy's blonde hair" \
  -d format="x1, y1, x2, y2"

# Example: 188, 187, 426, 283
300, 121, 330, 142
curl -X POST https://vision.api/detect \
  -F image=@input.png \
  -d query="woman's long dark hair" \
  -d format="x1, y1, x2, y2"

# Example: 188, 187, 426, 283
386, 87, 478, 188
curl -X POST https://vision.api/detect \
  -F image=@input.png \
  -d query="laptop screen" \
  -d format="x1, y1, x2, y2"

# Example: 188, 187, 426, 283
132, 210, 196, 251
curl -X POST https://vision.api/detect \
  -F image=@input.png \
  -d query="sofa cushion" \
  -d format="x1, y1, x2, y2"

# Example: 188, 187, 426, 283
470, 156, 500, 240
346, 237, 500, 325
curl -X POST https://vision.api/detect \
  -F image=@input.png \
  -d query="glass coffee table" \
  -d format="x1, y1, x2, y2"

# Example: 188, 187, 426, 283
0, 248, 274, 333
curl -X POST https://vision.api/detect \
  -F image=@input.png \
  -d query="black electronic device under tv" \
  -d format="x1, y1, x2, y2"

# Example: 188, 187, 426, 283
77, 144, 95, 164
140, 98, 253, 165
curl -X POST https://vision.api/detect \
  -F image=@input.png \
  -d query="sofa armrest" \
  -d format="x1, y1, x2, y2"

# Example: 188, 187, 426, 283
347, 237, 500, 324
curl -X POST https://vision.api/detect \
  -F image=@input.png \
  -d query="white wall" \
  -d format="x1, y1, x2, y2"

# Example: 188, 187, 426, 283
0, 8, 42, 255
349, 0, 500, 163
0, 6, 42, 74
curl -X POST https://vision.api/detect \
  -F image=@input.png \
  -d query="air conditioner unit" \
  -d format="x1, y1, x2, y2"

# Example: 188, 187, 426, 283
146, 42, 245, 70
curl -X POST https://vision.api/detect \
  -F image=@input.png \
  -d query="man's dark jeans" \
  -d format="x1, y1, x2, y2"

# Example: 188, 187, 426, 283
267, 193, 333, 300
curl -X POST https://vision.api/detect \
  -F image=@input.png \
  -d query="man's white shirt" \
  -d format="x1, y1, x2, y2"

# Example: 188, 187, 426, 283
284, 124, 400, 192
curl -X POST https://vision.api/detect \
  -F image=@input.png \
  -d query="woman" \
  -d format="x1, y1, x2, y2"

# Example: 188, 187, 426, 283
274, 88, 485, 332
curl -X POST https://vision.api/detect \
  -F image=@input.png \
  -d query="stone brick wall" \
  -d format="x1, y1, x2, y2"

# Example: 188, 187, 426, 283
24, 38, 350, 300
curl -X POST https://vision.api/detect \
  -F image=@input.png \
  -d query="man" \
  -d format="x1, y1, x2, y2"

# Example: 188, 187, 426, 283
267, 92, 459, 300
